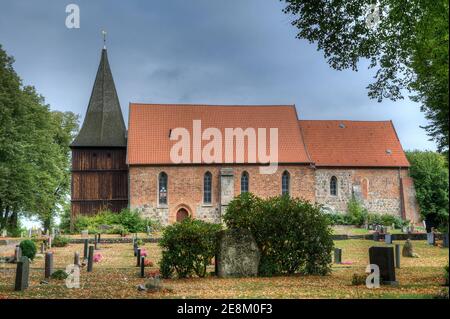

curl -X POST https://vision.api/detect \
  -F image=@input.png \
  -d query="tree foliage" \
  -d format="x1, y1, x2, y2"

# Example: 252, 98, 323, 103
406, 150, 449, 230
282, 0, 449, 153
0, 44, 79, 232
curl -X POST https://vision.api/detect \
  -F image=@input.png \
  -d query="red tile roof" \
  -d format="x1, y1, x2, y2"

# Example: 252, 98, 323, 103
299, 120, 410, 167
127, 103, 312, 165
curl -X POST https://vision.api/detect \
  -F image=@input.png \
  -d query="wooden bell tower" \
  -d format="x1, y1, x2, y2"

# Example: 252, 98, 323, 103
70, 47, 128, 223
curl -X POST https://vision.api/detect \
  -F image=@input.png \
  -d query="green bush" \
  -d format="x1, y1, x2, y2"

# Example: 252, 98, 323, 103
159, 218, 222, 279
347, 196, 368, 226
71, 209, 160, 235
19, 240, 37, 260
351, 273, 367, 286
52, 236, 70, 247
324, 212, 353, 226
51, 270, 68, 280
224, 193, 334, 276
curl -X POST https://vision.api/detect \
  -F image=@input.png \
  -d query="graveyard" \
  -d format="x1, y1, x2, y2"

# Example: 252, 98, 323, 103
0, 235, 448, 299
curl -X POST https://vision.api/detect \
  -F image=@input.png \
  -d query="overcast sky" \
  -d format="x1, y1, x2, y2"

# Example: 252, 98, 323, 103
0, 0, 436, 151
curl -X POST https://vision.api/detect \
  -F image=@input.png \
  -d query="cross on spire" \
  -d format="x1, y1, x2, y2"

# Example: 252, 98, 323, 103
102, 30, 107, 49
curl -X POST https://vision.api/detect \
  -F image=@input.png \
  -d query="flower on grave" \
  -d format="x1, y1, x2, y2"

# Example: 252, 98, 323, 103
143, 259, 154, 267
140, 249, 148, 257
93, 253, 103, 263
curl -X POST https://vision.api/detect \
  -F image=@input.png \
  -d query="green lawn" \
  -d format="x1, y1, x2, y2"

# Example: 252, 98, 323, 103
0, 239, 447, 299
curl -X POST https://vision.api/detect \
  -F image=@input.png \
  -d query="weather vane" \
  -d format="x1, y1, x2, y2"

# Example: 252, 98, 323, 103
102, 30, 107, 49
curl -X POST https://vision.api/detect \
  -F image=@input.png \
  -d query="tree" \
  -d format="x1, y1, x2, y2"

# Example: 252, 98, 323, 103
0, 44, 79, 233
406, 150, 449, 231
281, 0, 449, 153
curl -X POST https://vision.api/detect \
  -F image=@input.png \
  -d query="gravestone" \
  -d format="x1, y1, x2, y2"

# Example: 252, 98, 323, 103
133, 240, 138, 257
97, 233, 101, 243
81, 230, 88, 238
74, 252, 80, 266
87, 245, 94, 272
334, 248, 342, 264
140, 256, 145, 278
14, 246, 22, 263
136, 248, 141, 267
427, 232, 435, 245
395, 244, 401, 268
385, 234, 392, 244
14, 256, 30, 291
402, 239, 416, 257
45, 252, 54, 278
443, 233, 449, 248
40, 242, 45, 254
1, 229, 6, 237
369, 246, 397, 285
83, 239, 89, 259
217, 228, 260, 278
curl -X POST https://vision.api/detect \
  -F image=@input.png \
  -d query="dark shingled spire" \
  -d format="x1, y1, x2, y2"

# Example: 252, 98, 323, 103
71, 48, 127, 147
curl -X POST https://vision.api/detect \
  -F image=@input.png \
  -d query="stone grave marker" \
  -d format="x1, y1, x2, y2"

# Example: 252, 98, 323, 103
81, 229, 88, 238
45, 252, 54, 279
369, 246, 397, 285
334, 248, 342, 264
136, 248, 141, 267
217, 228, 260, 278
40, 242, 45, 254
14, 256, 30, 291
385, 234, 392, 244
395, 244, 401, 268
1, 229, 6, 237
140, 256, 145, 278
87, 245, 94, 272
74, 252, 80, 266
373, 232, 379, 241
443, 233, 449, 248
427, 232, 435, 245
14, 245, 22, 263
83, 239, 89, 259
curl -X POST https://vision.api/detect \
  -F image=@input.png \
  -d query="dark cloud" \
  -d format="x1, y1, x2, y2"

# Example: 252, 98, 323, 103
0, 0, 435, 150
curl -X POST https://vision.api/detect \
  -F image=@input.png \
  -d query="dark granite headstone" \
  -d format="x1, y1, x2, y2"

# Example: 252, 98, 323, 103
83, 239, 89, 259
45, 252, 54, 279
373, 233, 379, 242
140, 256, 145, 278
136, 248, 141, 267
443, 233, 449, 248
334, 248, 342, 264
14, 245, 22, 263
87, 245, 94, 272
394, 244, 401, 268
369, 246, 397, 285
14, 256, 29, 291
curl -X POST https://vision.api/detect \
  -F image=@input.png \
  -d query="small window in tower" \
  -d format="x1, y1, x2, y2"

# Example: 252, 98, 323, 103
330, 176, 338, 196
282, 171, 290, 196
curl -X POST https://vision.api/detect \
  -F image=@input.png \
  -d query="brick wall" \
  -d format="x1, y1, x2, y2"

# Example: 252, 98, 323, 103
315, 167, 419, 221
129, 165, 315, 225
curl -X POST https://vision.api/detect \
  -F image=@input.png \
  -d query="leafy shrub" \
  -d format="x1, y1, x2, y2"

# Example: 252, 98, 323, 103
325, 212, 353, 226
224, 193, 334, 276
352, 273, 366, 286
19, 240, 37, 260
71, 209, 160, 235
51, 270, 68, 280
52, 236, 70, 247
159, 218, 222, 278
347, 196, 368, 226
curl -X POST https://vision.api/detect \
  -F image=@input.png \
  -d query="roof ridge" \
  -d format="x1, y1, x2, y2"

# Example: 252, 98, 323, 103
130, 103, 296, 108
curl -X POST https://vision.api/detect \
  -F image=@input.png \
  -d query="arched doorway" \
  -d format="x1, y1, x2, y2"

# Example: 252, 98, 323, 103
176, 208, 189, 222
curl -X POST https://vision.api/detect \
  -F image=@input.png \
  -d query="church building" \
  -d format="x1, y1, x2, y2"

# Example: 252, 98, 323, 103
70, 48, 420, 225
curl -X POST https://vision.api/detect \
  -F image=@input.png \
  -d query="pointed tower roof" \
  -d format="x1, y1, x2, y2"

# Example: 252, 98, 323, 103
71, 48, 127, 147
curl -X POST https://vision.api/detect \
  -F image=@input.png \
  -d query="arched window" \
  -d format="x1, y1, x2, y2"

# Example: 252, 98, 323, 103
158, 172, 168, 205
330, 176, 338, 196
241, 171, 249, 193
204, 171, 212, 204
282, 171, 290, 195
